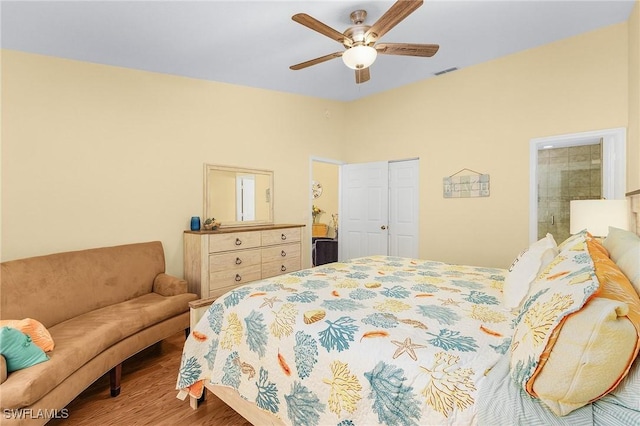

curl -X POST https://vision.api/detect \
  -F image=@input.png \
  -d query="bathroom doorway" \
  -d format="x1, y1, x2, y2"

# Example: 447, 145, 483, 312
537, 142, 602, 243
529, 128, 626, 244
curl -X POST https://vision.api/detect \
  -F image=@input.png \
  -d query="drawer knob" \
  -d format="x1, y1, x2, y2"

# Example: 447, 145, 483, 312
280, 265, 287, 272
235, 257, 242, 265
235, 238, 242, 246
281, 233, 287, 240
235, 274, 242, 282
281, 250, 286, 257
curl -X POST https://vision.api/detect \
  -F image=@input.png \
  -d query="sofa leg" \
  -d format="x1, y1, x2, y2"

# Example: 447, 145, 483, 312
110, 363, 122, 397
185, 328, 190, 339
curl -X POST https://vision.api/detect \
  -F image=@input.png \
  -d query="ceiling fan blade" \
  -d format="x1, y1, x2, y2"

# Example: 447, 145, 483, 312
292, 13, 352, 47
376, 43, 439, 57
290, 52, 343, 70
365, 0, 423, 43
355, 67, 370, 84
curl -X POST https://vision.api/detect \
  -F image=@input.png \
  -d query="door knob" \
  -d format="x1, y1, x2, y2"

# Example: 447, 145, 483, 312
381, 225, 387, 230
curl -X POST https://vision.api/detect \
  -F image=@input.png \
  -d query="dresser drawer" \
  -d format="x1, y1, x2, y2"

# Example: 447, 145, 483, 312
209, 248, 261, 273
261, 243, 301, 264
208, 231, 261, 253
210, 264, 262, 291
262, 256, 301, 279
261, 227, 301, 246
185, 225, 304, 299
208, 283, 249, 299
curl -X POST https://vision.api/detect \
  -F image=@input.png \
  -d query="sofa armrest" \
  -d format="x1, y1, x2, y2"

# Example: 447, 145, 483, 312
0, 355, 7, 384
153, 273, 188, 296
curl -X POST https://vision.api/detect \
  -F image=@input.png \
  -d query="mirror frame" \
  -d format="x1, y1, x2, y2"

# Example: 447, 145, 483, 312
203, 164, 274, 227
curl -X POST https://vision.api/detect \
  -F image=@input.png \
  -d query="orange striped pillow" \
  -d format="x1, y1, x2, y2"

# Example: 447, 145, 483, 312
526, 239, 640, 415
0, 318, 55, 352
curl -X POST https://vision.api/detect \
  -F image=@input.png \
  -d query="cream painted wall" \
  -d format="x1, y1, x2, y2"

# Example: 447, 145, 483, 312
1, 50, 347, 274
2, 18, 637, 274
344, 23, 630, 268
629, 0, 640, 191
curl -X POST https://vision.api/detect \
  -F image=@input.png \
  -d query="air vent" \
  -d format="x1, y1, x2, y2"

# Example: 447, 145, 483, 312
434, 67, 458, 76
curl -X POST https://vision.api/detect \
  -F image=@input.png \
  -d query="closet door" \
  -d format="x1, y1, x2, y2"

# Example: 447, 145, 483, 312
389, 159, 419, 258
340, 161, 389, 260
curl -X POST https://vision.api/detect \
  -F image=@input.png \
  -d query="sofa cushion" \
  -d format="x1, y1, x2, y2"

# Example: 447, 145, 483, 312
1, 241, 166, 328
0, 292, 196, 409
153, 273, 188, 297
0, 318, 55, 352
0, 327, 49, 373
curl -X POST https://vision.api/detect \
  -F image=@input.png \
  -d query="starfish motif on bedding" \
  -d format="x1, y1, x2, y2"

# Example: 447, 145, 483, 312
259, 296, 281, 308
391, 337, 427, 361
440, 298, 461, 306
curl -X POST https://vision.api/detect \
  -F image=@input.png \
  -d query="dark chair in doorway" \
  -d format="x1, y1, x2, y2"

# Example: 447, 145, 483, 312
312, 237, 338, 266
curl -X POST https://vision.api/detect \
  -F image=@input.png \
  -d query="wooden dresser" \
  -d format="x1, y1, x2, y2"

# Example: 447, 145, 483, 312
183, 224, 304, 298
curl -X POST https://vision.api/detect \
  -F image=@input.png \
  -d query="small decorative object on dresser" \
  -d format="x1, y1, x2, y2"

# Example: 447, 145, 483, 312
183, 224, 305, 298
202, 218, 221, 230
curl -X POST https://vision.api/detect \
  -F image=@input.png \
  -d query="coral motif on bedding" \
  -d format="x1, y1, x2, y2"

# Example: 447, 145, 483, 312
509, 231, 600, 393
177, 256, 516, 425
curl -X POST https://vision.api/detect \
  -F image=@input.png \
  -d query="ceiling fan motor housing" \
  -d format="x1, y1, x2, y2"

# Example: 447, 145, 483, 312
345, 10, 374, 46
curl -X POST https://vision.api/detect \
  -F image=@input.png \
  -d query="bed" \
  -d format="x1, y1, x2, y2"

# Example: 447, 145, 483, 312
177, 191, 640, 425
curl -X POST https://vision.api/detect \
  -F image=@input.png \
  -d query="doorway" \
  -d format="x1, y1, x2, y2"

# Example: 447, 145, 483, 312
536, 142, 602, 243
310, 158, 341, 266
529, 128, 626, 244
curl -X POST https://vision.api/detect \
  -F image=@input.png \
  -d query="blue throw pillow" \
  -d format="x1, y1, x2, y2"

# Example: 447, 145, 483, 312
0, 326, 49, 373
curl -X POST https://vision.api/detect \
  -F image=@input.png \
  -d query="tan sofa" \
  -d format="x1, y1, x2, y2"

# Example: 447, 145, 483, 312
0, 241, 198, 425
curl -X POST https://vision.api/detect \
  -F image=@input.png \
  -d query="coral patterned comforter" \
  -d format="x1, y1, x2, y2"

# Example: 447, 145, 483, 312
176, 256, 516, 425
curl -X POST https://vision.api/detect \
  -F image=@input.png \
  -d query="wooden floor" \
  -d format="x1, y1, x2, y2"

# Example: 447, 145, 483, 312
49, 332, 252, 426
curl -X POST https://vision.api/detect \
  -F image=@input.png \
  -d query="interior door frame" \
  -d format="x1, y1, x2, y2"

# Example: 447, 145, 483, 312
309, 156, 344, 265
528, 127, 626, 244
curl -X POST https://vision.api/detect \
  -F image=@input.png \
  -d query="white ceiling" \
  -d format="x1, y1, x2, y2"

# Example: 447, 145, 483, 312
1, 1, 635, 102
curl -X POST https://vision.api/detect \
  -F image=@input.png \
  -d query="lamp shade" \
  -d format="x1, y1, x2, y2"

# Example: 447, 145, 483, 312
569, 199, 629, 237
342, 45, 377, 70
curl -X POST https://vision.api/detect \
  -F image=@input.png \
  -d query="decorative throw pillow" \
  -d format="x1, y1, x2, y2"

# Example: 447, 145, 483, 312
0, 327, 49, 373
603, 226, 640, 294
509, 233, 600, 404
0, 355, 6, 383
510, 237, 640, 416
556, 229, 594, 253
503, 233, 558, 309
0, 318, 55, 352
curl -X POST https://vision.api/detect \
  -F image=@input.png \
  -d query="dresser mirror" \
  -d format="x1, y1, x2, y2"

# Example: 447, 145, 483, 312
204, 164, 274, 227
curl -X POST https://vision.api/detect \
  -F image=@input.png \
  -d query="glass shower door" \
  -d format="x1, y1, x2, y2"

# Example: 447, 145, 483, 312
537, 142, 602, 242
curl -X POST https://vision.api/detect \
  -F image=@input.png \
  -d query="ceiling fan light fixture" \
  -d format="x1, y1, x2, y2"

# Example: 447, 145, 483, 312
342, 45, 377, 70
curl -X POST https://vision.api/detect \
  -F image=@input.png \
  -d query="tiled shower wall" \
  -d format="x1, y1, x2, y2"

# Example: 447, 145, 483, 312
537, 143, 602, 242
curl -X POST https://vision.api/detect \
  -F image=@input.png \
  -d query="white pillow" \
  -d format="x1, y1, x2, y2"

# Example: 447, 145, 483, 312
503, 233, 558, 309
603, 226, 640, 295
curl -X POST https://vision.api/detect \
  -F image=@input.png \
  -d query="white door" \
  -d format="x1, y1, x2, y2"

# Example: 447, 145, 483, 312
340, 161, 389, 260
389, 159, 419, 258
236, 175, 256, 221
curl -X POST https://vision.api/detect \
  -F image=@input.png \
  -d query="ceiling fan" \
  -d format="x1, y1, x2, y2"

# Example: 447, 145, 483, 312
290, 0, 439, 84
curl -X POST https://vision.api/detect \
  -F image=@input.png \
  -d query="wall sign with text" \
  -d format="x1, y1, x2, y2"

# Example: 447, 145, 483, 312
443, 173, 490, 198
